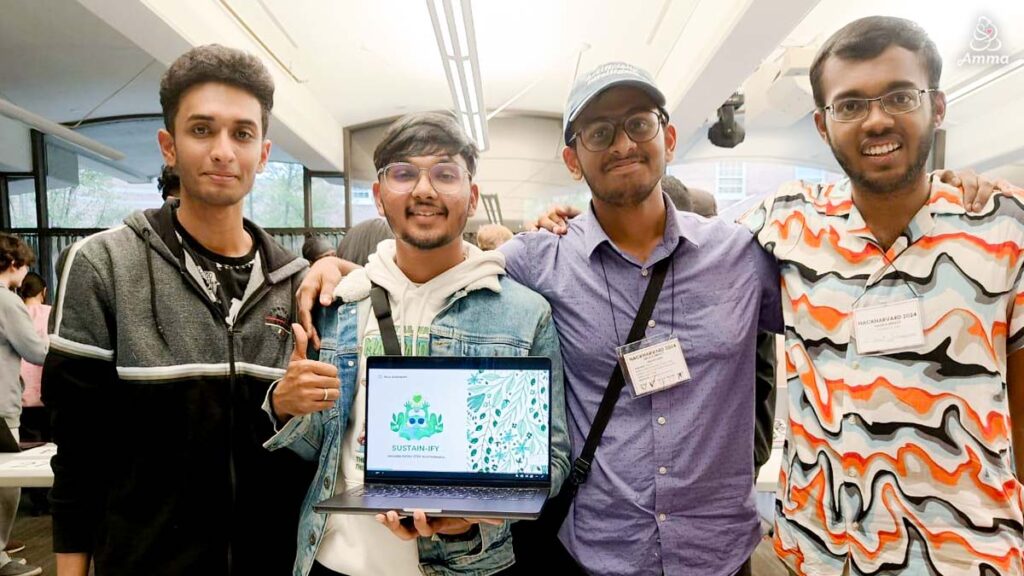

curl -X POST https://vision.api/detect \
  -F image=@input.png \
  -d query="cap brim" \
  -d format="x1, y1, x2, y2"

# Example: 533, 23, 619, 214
563, 80, 667, 145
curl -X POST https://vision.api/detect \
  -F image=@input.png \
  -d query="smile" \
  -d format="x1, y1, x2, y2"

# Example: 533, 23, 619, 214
861, 142, 902, 157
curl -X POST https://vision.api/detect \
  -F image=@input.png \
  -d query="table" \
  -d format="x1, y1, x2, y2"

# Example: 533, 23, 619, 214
0, 444, 55, 488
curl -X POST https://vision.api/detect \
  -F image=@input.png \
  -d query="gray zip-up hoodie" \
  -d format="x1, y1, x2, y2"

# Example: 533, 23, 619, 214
42, 200, 314, 576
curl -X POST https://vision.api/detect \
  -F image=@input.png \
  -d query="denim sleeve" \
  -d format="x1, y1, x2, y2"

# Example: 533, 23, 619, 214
529, 305, 570, 496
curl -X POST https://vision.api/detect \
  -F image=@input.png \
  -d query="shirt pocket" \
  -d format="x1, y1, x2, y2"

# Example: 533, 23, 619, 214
680, 290, 749, 359
430, 327, 532, 357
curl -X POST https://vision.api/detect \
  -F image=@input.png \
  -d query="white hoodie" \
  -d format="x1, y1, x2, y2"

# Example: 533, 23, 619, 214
316, 240, 506, 576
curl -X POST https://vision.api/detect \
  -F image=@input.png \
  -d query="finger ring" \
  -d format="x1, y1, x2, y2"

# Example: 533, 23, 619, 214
322, 387, 329, 402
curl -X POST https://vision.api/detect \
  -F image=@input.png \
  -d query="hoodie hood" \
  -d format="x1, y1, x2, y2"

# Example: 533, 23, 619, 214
126, 200, 307, 283
335, 239, 505, 303
334, 239, 505, 354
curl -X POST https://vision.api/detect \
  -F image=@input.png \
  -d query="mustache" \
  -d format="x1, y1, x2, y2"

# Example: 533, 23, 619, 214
405, 203, 448, 216
602, 154, 648, 171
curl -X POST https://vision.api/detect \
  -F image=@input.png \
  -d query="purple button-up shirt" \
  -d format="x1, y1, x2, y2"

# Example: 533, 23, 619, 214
501, 199, 782, 576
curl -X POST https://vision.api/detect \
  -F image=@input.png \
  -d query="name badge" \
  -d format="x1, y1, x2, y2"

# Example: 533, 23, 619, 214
852, 297, 926, 356
616, 334, 691, 398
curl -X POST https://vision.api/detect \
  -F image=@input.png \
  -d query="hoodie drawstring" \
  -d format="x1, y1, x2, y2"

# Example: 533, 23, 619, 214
143, 228, 168, 342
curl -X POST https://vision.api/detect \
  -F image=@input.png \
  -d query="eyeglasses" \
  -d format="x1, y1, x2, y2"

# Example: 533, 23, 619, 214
570, 109, 667, 152
377, 162, 470, 196
824, 88, 937, 123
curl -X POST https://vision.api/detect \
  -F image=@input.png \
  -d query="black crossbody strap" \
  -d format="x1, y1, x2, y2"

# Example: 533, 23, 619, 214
568, 256, 671, 487
369, 283, 402, 356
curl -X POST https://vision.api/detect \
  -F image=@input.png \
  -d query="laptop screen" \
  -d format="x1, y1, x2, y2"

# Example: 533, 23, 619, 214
365, 356, 552, 484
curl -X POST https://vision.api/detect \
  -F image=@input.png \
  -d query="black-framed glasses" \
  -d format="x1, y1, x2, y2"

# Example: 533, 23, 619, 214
570, 109, 667, 152
377, 162, 470, 196
824, 88, 938, 123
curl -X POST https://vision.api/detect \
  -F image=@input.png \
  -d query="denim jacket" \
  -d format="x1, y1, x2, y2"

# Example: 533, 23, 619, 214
264, 275, 569, 576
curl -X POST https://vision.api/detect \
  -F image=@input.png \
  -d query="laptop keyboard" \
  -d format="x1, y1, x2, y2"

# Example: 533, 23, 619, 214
355, 485, 540, 501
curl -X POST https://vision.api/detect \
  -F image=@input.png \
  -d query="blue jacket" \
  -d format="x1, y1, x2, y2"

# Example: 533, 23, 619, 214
265, 275, 569, 576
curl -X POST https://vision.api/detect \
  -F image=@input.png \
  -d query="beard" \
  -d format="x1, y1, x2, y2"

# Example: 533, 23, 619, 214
581, 154, 663, 208
176, 167, 250, 208
383, 202, 466, 251
829, 124, 934, 196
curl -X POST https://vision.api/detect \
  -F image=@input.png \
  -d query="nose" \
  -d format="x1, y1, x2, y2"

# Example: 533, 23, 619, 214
209, 130, 236, 164
860, 99, 895, 134
606, 124, 638, 156
409, 168, 437, 200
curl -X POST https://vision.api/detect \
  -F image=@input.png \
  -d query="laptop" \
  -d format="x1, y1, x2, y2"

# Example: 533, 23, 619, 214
314, 355, 552, 520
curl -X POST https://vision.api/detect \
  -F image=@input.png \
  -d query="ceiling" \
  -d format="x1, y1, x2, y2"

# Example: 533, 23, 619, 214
1, 0, 1022, 208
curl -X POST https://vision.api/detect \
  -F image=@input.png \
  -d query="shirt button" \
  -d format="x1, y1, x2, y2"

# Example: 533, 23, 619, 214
641, 268, 649, 277
323, 476, 331, 490
347, 360, 355, 367
657, 416, 666, 425
308, 531, 316, 546
350, 308, 357, 315
647, 320, 656, 328
659, 466, 668, 475
658, 513, 667, 522
851, 520, 861, 530
851, 361, 860, 370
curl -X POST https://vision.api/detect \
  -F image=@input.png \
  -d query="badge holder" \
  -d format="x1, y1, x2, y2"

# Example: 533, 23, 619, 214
850, 256, 926, 357
616, 333, 691, 398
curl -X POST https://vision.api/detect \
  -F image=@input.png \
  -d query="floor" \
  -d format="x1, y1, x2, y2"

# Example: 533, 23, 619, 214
9, 502, 790, 576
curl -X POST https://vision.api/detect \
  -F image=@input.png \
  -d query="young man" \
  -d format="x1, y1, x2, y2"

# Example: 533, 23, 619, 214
741, 17, 1024, 575
0, 234, 45, 576
43, 45, 312, 576
266, 112, 569, 576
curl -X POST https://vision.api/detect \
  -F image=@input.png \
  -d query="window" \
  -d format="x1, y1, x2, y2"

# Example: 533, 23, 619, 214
8, 178, 36, 228
45, 140, 162, 228
794, 166, 826, 184
245, 161, 304, 227
350, 179, 379, 225
716, 161, 746, 200
311, 174, 346, 228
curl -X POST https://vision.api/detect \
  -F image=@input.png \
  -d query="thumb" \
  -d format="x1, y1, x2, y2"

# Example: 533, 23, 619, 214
291, 323, 308, 361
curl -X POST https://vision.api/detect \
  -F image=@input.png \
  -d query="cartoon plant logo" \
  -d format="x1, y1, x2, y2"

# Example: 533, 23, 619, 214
391, 394, 443, 440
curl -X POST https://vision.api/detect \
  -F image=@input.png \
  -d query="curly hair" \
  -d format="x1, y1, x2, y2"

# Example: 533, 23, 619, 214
159, 44, 275, 136
0, 233, 35, 272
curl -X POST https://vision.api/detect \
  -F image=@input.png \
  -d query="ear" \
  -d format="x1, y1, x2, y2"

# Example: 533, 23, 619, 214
157, 129, 176, 168
372, 181, 386, 217
663, 123, 677, 163
562, 146, 583, 181
467, 182, 480, 218
931, 90, 946, 129
813, 110, 829, 145
258, 139, 272, 173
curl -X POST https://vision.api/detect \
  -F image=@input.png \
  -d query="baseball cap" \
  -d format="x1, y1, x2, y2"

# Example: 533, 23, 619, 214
563, 62, 667, 145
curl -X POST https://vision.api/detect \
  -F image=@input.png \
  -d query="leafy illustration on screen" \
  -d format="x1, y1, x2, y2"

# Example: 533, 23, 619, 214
390, 394, 444, 440
467, 369, 549, 474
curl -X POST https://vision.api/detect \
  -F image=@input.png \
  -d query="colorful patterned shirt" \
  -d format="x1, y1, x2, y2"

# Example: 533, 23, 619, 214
742, 178, 1024, 575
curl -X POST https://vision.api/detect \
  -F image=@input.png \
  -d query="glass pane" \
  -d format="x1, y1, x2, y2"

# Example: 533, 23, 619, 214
311, 175, 346, 228
44, 138, 162, 228
350, 178, 380, 225
8, 178, 37, 228
245, 161, 304, 228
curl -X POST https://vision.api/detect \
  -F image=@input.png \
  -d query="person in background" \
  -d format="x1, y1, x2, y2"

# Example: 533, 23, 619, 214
157, 164, 180, 201
0, 233, 46, 576
661, 174, 717, 217
16, 272, 49, 443
475, 223, 514, 250
17, 272, 50, 518
301, 236, 336, 264
335, 217, 394, 267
